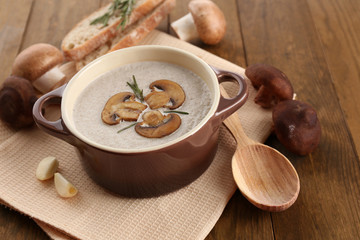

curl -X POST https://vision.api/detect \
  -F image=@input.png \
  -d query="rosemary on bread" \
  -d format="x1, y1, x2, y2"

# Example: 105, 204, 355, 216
91, 0, 136, 28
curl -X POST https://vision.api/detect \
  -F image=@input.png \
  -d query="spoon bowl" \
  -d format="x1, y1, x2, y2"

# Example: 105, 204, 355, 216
221, 86, 300, 212
232, 144, 300, 212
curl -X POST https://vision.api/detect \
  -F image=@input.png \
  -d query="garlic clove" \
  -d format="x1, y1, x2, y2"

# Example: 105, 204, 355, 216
36, 156, 59, 181
54, 173, 78, 198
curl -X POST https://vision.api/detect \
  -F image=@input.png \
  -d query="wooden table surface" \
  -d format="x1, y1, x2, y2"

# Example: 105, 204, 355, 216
1, 0, 360, 239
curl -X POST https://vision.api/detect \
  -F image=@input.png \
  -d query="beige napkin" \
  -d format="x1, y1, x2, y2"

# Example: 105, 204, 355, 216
0, 30, 272, 240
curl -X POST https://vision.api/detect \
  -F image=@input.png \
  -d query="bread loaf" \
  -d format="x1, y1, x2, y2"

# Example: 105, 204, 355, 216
62, 0, 164, 61
75, 0, 176, 70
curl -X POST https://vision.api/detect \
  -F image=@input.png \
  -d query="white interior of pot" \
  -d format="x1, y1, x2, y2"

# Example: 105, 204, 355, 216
61, 45, 220, 153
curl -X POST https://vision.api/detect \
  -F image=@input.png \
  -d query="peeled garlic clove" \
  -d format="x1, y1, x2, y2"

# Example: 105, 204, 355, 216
36, 156, 59, 180
54, 173, 78, 198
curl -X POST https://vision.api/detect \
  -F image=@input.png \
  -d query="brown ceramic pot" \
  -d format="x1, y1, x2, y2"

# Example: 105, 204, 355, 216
33, 46, 248, 197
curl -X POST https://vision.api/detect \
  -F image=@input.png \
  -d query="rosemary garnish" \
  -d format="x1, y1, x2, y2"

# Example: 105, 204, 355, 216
127, 75, 144, 102
117, 122, 137, 133
164, 110, 189, 115
90, 0, 135, 28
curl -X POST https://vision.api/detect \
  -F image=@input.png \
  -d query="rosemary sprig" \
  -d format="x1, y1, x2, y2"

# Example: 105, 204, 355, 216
90, 0, 135, 28
127, 75, 144, 102
164, 110, 189, 115
117, 122, 137, 133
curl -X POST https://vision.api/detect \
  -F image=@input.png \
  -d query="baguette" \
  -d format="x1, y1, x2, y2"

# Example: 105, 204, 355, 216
62, 0, 164, 61
75, 0, 176, 71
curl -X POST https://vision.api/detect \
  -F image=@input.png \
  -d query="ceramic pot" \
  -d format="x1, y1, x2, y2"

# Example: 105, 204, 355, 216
33, 45, 248, 197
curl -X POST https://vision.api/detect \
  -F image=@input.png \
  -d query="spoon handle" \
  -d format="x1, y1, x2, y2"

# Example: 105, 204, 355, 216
223, 112, 255, 146
220, 85, 254, 146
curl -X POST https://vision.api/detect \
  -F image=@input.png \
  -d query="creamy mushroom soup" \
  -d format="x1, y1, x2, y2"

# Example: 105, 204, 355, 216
73, 61, 212, 149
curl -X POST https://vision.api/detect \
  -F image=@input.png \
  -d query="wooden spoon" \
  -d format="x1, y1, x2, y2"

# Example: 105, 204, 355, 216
221, 87, 300, 212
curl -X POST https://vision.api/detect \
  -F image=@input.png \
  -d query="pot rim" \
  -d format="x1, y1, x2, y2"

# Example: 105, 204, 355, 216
61, 45, 220, 154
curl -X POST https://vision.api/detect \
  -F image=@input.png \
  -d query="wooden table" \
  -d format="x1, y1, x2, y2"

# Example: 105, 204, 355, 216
1, 0, 360, 239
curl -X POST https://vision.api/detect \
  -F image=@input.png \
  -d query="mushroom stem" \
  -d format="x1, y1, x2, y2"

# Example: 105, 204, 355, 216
59, 61, 76, 81
293, 93, 297, 100
32, 66, 66, 93
171, 13, 199, 42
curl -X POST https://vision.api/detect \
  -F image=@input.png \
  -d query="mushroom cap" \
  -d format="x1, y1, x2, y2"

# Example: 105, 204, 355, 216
0, 76, 37, 129
145, 80, 185, 110
245, 63, 294, 108
135, 111, 181, 138
272, 100, 321, 155
188, 0, 226, 45
12, 43, 64, 82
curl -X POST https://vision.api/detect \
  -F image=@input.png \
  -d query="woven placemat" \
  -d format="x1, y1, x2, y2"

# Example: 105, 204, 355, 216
0, 30, 272, 240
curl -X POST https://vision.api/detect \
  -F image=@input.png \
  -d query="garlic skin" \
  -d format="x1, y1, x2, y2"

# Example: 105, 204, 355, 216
36, 156, 59, 181
54, 173, 78, 198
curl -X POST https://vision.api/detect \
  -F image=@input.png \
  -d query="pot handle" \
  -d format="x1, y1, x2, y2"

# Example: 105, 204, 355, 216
32, 85, 76, 145
212, 66, 249, 124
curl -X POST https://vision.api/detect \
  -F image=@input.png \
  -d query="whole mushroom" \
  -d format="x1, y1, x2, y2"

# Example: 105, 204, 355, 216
171, 0, 226, 45
272, 100, 321, 155
245, 63, 294, 108
0, 76, 38, 129
12, 43, 66, 94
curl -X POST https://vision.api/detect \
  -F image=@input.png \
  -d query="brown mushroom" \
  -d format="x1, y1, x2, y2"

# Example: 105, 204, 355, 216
245, 63, 294, 108
141, 110, 166, 126
171, 0, 226, 45
101, 92, 147, 125
272, 100, 321, 156
144, 91, 170, 110
0, 76, 38, 129
135, 110, 181, 138
145, 80, 185, 110
12, 43, 65, 93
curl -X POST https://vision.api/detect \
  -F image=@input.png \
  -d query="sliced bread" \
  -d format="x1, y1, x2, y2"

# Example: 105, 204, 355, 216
75, 0, 176, 70
62, 0, 164, 61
